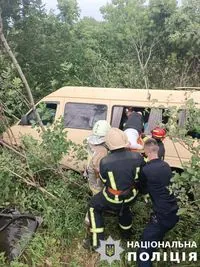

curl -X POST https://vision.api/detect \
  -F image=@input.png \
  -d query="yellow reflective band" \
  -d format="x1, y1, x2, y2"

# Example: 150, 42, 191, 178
99, 173, 106, 183
135, 167, 140, 179
89, 208, 97, 247
119, 223, 132, 230
90, 228, 104, 233
132, 188, 137, 197
144, 157, 148, 162
103, 188, 137, 204
108, 172, 117, 190
144, 194, 150, 203
115, 195, 119, 201
143, 136, 150, 142
103, 188, 123, 204
124, 195, 136, 203
124, 189, 138, 203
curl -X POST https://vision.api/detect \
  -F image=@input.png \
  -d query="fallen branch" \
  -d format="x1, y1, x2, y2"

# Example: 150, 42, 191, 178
5, 167, 58, 200
0, 139, 26, 158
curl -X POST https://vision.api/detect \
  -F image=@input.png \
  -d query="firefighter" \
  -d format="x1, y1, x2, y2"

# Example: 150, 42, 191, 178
151, 127, 166, 160
137, 138, 179, 267
85, 120, 111, 195
84, 120, 111, 229
123, 110, 144, 150
85, 128, 145, 249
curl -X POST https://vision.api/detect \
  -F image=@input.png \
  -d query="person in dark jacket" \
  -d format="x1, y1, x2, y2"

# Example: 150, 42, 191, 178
84, 128, 145, 249
120, 107, 134, 129
123, 110, 144, 150
137, 138, 179, 267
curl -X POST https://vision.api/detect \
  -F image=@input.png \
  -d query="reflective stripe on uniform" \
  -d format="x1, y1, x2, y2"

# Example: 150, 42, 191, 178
143, 136, 150, 142
119, 223, 132, 230
108, 172, 117, 190
115, 195, 119, 202
103, 188, 123, 204
124, 188, 138, 203
90, 228, 104, 233
89, 207, 98, 247
103, 188, 138, 204
135, 167, 140, 179
132, 188, 137, 198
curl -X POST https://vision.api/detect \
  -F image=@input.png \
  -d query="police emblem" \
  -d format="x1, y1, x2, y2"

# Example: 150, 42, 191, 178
96, 236, 124, 264
105, 244, 115, 257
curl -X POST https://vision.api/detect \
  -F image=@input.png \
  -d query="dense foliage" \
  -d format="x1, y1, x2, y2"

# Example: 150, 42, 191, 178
0, 0, 200, 266
1, 0, 200, 102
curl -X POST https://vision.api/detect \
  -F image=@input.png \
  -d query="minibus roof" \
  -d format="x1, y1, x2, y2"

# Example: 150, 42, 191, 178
47, 86, 200, 105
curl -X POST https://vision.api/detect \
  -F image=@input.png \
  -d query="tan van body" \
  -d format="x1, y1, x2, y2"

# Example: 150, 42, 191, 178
3, 87, 200, 172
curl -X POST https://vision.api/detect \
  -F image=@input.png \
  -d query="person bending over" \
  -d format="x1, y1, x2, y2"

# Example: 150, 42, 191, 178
123, 110, 144, 150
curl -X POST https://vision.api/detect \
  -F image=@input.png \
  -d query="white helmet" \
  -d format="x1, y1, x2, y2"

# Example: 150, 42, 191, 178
87, 120, 111, 145
92, 120, 111, 137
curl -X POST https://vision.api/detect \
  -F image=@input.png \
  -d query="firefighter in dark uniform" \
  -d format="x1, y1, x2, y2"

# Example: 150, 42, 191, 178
87, 128, 145, 249
137, 138, 179, 267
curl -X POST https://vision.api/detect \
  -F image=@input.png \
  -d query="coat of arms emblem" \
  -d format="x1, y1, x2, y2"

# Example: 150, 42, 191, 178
105, 244, 115, 257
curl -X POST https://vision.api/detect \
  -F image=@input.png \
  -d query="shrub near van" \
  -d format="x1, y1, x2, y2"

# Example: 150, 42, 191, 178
2, 87, 200, 172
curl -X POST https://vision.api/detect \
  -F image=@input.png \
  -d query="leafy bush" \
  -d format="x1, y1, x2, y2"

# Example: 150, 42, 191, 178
0, 121, 89, 265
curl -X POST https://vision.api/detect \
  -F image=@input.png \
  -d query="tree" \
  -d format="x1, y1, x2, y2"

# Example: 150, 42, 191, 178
164, 0, 200, 87
0, 0, 20, 31
57, 0, 79, 25
0, 0, 44, 30
101, 0, 159, 89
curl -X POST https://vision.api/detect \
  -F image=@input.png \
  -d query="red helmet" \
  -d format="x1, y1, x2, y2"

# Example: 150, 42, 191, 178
151, 127, 166, 139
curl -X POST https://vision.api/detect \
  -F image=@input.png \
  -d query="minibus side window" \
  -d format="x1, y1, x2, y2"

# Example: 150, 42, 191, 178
20, 102, 58, 126
111, 106, 150, 130
64, 103, 107, 129
111, 106, 170, 133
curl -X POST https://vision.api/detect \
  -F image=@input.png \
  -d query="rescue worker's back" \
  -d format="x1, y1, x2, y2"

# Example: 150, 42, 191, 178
100, 149, 144, 192
86, 128, 145, 249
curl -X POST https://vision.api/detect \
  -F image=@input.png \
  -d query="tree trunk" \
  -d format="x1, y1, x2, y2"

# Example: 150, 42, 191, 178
0, 13, 45, 132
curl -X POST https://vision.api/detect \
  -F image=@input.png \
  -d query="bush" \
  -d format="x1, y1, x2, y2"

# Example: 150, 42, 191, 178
0, 121, 89, 265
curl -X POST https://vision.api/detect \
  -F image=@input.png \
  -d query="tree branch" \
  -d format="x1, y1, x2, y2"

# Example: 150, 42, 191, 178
5, 167, 58, 199
144, 41, 156, 69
